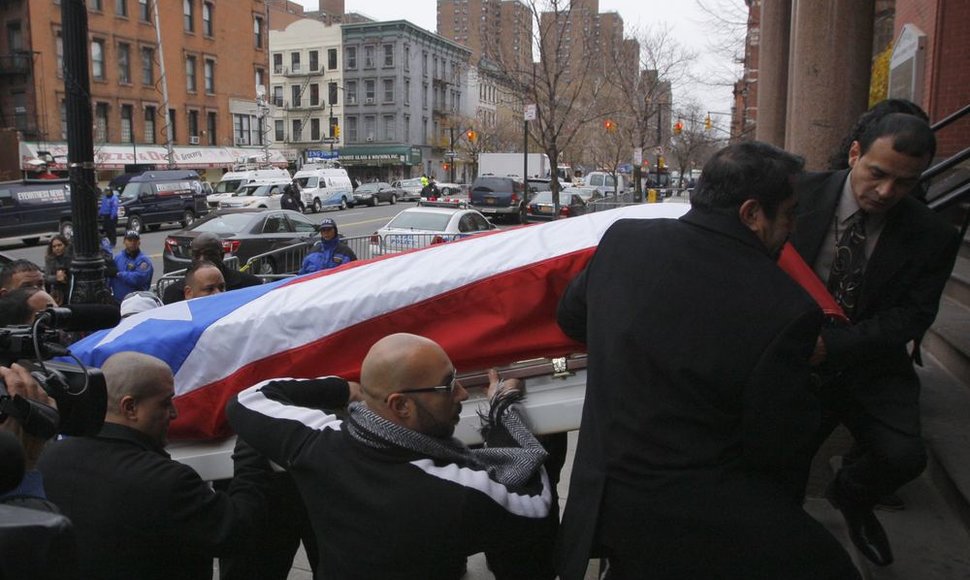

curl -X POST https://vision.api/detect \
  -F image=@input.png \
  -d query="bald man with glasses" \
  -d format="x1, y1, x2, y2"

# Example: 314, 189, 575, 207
227, 333, 557, 580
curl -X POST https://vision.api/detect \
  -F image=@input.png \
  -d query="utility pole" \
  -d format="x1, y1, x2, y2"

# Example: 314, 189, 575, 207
151, 0, 176, 168
62, 0, 108, 304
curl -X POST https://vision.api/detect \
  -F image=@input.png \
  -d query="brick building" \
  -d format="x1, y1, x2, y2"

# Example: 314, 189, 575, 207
0, 0, 289, 182
436, 0, 532, 72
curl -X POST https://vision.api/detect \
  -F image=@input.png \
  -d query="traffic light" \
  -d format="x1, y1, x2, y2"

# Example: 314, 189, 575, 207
442, 162, 451, 171
704, 115, 712, 130
658, 156, 666, 169
604, 119, 617, 132
673, 120, 683, 135
465, 129, 477, 142
333, 124, 340, 138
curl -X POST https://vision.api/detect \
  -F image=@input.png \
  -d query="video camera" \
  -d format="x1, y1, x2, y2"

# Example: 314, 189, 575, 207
0, 305, 119, 439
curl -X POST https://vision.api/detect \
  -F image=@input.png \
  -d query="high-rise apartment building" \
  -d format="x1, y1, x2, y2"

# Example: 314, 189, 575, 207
437, 0, 532, 71
538, 0, 627, 78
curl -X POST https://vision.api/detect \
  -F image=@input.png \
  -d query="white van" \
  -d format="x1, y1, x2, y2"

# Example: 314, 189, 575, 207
292, 165, 354, 212
217, 177, 293, 210
212, 167, 291, 196
584, 171, 627, 197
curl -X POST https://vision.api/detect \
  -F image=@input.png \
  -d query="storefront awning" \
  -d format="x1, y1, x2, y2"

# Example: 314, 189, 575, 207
19, 142, 289, 171
335, 145, 423, 166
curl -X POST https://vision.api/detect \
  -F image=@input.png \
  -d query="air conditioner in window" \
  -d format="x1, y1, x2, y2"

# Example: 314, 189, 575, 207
365, 97, 375, 104
235, 138, 247, 146
366, 136, 374, 142
188, 136, 200, 145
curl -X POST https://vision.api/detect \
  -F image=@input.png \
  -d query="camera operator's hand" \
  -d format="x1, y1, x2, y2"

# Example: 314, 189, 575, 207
0, 364, 56, 469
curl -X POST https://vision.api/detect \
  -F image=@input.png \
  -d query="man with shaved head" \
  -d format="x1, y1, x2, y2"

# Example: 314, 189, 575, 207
37, 352, 272, 580
162, 232, 262, 304
228, 332, 557, 579
183, 260, 226, 300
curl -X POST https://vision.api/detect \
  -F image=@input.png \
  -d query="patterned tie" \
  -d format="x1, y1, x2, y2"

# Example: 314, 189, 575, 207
828, 210, 868, 316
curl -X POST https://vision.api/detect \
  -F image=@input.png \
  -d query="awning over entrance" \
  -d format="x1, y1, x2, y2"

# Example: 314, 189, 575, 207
335, 145, 423, 166
19, 142, 289, 171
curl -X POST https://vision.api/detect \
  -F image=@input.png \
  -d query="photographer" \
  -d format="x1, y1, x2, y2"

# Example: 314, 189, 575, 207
0, 363, 59, 512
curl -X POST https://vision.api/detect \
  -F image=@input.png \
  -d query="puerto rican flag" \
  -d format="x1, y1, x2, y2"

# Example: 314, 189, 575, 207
69, 203, 842, 440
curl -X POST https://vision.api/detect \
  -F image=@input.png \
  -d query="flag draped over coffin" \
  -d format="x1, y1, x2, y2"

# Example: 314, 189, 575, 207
69, 203, 842, 440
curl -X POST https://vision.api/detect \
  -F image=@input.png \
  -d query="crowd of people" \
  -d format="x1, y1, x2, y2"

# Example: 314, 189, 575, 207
0, 100, 960, 579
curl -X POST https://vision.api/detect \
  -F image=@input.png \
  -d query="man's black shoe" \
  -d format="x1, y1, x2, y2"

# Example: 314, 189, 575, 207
826, 483, 894, 566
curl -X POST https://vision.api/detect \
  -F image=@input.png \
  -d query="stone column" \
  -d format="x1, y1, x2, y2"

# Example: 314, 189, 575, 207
755, 0, 792, 148
785, 0, 875, 170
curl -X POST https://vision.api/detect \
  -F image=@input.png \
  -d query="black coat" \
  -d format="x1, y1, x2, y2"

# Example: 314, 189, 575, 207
162, 264, 263, 304
37, 423, 271, 580
791, 170, 960, 433
555, 208, 856, 579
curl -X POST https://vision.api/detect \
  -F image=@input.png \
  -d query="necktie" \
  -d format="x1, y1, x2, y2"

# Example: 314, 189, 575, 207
828, 210, 868, 316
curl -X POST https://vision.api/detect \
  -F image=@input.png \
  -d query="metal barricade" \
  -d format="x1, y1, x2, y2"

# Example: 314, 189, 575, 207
240, 239, 314, 279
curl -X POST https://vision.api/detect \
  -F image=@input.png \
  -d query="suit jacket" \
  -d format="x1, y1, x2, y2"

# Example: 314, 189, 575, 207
791, 170, 960, 430
556, 208, 835, 579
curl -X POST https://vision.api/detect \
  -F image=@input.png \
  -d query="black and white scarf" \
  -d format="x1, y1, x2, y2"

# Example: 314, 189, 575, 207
345, 391, 548, 490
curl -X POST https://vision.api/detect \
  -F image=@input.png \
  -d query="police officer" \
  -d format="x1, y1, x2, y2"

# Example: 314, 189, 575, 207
298, 218, 357, 275
99, 187, 120, 247
110, 231, 153, 301
280, 183, 305, 213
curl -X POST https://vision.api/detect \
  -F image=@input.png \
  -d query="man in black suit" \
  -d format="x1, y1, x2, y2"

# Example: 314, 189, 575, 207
792, 113, 960, 566
556, 142, 859, 579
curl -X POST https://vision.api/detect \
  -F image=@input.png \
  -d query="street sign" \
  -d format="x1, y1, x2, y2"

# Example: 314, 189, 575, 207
322, 137, 338, 144
445, 151, 457, 158
524, 104, 537, 122
632, 147, 643, 165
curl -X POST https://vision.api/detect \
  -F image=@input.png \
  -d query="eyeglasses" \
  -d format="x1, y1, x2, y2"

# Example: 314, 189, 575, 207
385, 371, 458, 402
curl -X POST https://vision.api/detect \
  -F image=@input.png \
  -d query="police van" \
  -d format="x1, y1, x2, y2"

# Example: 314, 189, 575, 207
292, 162, 354, 213
0, 179, 73, 246
116, 170, 208, 234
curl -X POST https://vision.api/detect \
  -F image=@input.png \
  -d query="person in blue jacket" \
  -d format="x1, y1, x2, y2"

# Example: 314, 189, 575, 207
110, 230, 153, 301
99, 187, 120, 247
298, 218, 357, 275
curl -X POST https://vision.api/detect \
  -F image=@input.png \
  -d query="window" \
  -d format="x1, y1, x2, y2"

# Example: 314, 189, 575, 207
183, 0, 194, 32
202, 2, 213, 36
309, 50, 319, 72
185, 55, 197, 92
310, 118, 321, 141
309, 84, 319, 107
233, 113, 251, 145
404, 79, 410, 105
291, 85, 301, 108
117, 42, 131, 84
91, 40, 105, 80
253, 16, 263, 49
346, 81, 357, 105
422, 83, 428, 109
347, 116, 357, 142
274, 120, 284, 141
327, 48, 337, 70
141, 47, 154, 85
95, 103, 108, 142
144, 106, 156, 143
404, 45, 410, 71
364, 116, 375, 141
345, 46, 356, 69
290, 52, 300, 73
139, 0, 150, 22
292, 119, 302, 142
12, 92, 26, 131
188, 110, 199, 140
364, 80, 375, 102
255, 68, 264, 92
91, 0, 103, 10
383, 115, 395, 141
363, 45, 374, 68
120, 104, 133, 143
116, 0, 127, 17
383, 79, 394, 103
60, 100, 67, 140
422, 52, 427, 76
168, 108, 177, 141
383, 44, 393, 67
55, 32, 63, 78
207, 111, 217, 145
272, 85, 283, 107
404, 114, 410, 142
328, 83, 337, 106
204, 59, 215, 93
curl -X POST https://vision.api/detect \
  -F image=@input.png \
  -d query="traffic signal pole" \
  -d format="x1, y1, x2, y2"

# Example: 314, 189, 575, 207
62, 0, 109, 304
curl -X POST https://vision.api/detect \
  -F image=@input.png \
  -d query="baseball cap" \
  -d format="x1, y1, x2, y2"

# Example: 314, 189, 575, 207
124, 230, 140, 240
120, 291, 163, 318
318, 218, 336, 230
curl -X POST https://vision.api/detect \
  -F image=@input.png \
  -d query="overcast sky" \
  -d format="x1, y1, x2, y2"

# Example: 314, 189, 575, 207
290, 0, 745, 129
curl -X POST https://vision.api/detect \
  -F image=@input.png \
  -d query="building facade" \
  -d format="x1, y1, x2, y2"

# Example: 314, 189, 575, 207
0, 0, 287, 183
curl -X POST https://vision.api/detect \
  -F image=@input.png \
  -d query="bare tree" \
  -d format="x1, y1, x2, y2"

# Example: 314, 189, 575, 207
694, 0, 749, 88
669, 101, 721, 189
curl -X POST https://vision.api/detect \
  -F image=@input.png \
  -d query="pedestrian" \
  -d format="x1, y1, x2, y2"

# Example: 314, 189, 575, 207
279, 183, 305, 213
297, 218, 356, 275
37, 352, 273, 580
792, 113, 960, 567
0, 259, 45, 297
555, 141, 860, 579
99, 187, 119, 247
226, 333, 557, 579
110, 231, 153, 302
161, 233, 262, 305
44, 234, 73, 305
183, 261, 225, 300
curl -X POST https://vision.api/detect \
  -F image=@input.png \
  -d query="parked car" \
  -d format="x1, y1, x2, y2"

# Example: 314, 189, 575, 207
469, 176, 528, 224
390, 178, 424, 201
217, 179, 291, 210
526, 191, 588, 222
527, 177, 553, 193
369, 207, 496, 256
435, 182, 467, 196
561, 185, 601, 204
162, 208, 318, 274
353, 182, 402, 207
